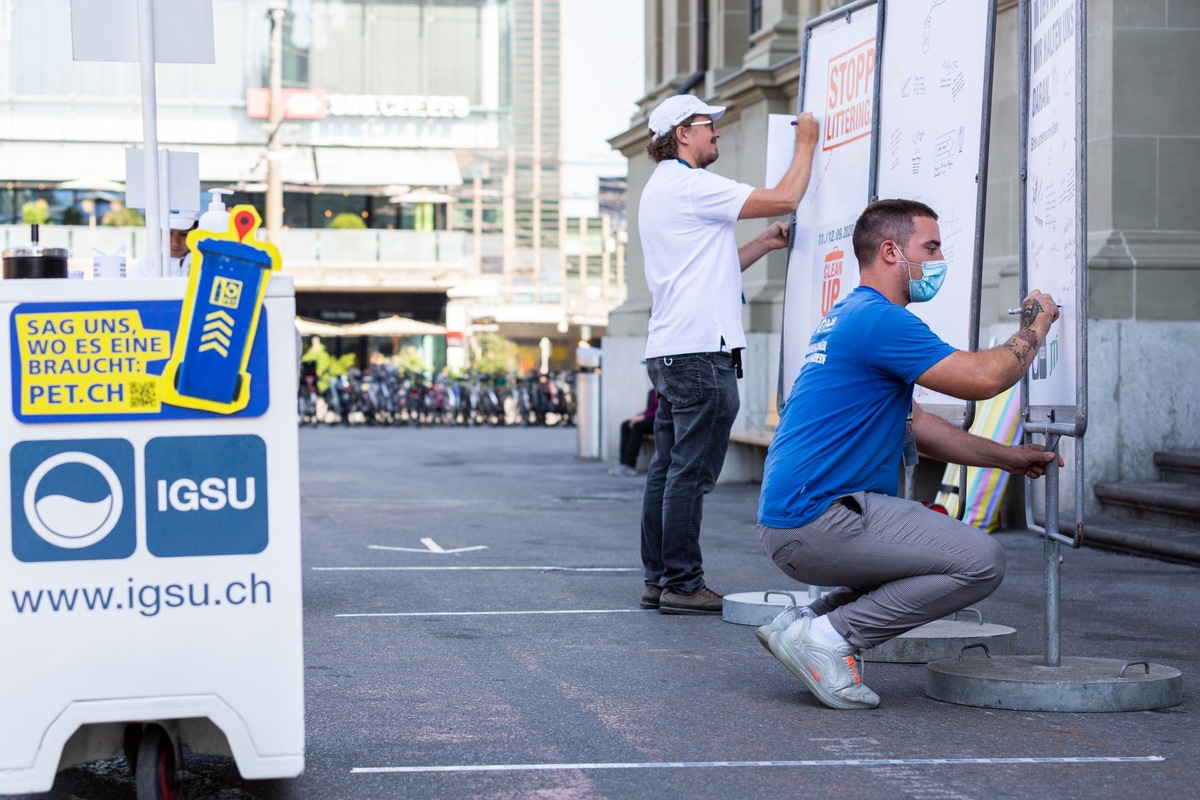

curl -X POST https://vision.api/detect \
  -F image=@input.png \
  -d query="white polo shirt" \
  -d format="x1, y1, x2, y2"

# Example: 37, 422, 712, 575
639, 160, 754, 359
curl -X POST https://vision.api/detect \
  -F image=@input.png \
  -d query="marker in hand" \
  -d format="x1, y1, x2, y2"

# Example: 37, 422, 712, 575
1007, 304, 1062, 315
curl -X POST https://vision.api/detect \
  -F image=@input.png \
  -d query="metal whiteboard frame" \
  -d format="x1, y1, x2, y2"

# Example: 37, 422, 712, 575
779, 0, 882, 412
1019, 0, 1088, 553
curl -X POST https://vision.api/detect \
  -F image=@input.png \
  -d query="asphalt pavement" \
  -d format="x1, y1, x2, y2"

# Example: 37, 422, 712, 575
23, 425, 1199, 799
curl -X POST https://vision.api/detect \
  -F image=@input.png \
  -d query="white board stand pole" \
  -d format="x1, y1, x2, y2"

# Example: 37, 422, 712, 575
137, 0, 164, 277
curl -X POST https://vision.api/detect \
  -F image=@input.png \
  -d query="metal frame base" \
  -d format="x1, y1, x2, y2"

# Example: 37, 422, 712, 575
926, 655, 1182, 712
722, 590, 819, 627
862, 620, 1016, 664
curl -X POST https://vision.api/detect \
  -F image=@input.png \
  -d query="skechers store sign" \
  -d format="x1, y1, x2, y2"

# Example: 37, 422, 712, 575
246, 88, 470, 120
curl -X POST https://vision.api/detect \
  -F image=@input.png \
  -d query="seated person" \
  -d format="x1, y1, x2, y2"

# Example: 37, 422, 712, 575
609, 388, 658, 476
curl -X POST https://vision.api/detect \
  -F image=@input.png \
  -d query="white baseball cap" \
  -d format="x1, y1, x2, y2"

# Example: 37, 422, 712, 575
168, 210, 199, 231
648, 94, 726, 140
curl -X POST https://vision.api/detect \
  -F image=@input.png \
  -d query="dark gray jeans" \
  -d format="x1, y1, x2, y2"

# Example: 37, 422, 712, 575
759, 492, 1006, 650
641, 352, 740, 593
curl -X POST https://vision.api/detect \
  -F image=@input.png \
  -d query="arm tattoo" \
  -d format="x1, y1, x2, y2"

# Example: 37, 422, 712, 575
1004, 328, 1040, 368
1020, 300, 1043, 329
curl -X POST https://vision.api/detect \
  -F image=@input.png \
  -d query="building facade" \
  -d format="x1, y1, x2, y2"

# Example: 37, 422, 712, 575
605, 0, 1200, 513
0, 0, 624, 372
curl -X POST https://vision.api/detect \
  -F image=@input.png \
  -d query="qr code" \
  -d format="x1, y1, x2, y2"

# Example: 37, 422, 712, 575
129, 379, 158, 409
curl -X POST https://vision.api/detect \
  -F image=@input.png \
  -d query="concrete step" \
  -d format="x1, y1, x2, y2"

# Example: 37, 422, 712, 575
1155, 449, 1200, 486
1093, 480, 1200, 529
1041, 513, 1200, 566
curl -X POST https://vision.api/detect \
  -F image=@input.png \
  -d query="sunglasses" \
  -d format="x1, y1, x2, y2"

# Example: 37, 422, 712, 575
684, 120, 715, 128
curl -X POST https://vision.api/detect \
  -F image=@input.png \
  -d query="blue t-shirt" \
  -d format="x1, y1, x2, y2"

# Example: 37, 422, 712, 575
758, 287, 956, 529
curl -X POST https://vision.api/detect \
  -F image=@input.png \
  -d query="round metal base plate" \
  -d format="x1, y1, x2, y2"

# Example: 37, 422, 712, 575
926, 655, 1183, 712
722, 589, 819, 626
861, 620, 1017, 663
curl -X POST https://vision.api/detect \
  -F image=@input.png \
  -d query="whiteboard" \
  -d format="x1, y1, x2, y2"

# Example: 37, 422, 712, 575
780, 1, 879, 404
1025, 0, 1082, 413
875, 0, 994, 419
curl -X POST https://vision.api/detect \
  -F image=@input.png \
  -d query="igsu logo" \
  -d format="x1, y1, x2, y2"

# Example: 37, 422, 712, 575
144, 435, 268, 557
10, 439, 137, 562
157, 475, 257, 513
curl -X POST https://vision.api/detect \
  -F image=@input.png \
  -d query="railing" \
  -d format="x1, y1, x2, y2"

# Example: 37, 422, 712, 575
0, 225, 470, 268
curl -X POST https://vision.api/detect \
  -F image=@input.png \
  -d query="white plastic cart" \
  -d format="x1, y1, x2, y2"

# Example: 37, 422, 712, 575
0, 276, 304, 798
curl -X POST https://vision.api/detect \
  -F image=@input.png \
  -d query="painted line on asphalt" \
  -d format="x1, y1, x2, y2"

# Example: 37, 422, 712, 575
337, 609, 655, 618
313, 566, 639, 572
352, 755, 1166, 774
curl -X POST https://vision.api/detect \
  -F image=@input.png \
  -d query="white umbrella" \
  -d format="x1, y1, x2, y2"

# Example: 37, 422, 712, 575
341, 315, 447, 337
58, 178, 126, 194
295, 317, 351, 337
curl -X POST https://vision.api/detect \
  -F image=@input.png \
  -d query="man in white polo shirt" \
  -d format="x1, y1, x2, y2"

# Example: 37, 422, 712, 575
638, 94, 819, 614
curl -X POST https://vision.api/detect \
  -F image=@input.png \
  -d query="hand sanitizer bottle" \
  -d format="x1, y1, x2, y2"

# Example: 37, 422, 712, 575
198, 188, 234, 234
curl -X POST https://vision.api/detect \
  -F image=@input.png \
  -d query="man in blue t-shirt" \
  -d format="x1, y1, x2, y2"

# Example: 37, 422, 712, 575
756, 199, 1062, 710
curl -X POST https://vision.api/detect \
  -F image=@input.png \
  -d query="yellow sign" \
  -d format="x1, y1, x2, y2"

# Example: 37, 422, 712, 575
15, 310, 171, 415
210, 276, 243, 309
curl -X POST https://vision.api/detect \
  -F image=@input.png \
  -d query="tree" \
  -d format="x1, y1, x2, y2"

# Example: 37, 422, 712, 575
21, 199, 51, 225
301, 339, 356, 392
471, 333, 519, 376
330, 212, 367, 229
101, 203, 145, 227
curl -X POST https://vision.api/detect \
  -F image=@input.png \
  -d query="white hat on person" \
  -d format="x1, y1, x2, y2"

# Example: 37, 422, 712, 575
647, 94, 726, 140
168, 210, 199, 231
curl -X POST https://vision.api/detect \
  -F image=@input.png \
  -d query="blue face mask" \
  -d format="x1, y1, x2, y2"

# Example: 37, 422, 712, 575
898, 256, 948, 303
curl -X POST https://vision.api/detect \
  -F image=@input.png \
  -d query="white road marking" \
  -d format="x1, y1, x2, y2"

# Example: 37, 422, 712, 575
313, 566, 639, 572
352, 755, 1165, 774
337, 609, 654, 618
369, 538, 488, 554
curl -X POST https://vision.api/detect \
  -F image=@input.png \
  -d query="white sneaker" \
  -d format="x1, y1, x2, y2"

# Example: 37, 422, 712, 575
755, 604, 816, 653
607, 465, 638, 476
767, 616, 880, 710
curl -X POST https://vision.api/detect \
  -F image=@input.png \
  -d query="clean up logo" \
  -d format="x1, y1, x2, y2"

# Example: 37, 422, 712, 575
144, 434, 268, 557
10, 439, 136, 562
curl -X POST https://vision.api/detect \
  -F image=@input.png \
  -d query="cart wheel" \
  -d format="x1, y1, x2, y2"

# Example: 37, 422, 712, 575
135, 725, 183, 800
123, 723, 142, 776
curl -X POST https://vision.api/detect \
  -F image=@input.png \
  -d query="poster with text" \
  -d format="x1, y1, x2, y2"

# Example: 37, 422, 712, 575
1025, 0, 1081, 410
781, 1, 878, 403
877, 0, 994, 417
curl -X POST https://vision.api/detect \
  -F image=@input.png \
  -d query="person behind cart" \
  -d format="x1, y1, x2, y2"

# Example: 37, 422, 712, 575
130, 210, 199, 278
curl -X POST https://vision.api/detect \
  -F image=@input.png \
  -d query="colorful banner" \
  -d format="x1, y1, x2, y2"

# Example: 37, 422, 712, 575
781, 2, 878, 401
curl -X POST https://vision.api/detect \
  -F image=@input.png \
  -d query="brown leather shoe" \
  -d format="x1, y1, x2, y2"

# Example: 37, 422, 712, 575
640, 583, 663, 609
659, 585, 723, 615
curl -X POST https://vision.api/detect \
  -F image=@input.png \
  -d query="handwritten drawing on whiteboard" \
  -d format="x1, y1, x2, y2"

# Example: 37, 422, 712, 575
876, 0, 993, 415
1026, 0, 1080, 410
780, 2, 878, 403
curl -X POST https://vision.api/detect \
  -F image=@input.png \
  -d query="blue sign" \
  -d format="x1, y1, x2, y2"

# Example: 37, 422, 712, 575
9, 300, 269, 424
144, 435, 269, 557
176, 239, 273, 405
10, 439, 137, 562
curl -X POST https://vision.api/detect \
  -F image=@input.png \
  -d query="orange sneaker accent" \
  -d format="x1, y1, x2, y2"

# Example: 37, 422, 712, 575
807, 665, 821, 682
844, 656, 861, 684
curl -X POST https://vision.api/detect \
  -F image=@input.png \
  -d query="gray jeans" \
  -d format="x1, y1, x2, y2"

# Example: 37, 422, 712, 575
758, 492, 1006, 650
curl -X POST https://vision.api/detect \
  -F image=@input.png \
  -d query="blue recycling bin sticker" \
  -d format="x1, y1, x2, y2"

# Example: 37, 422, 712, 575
144, 435, 269, 558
